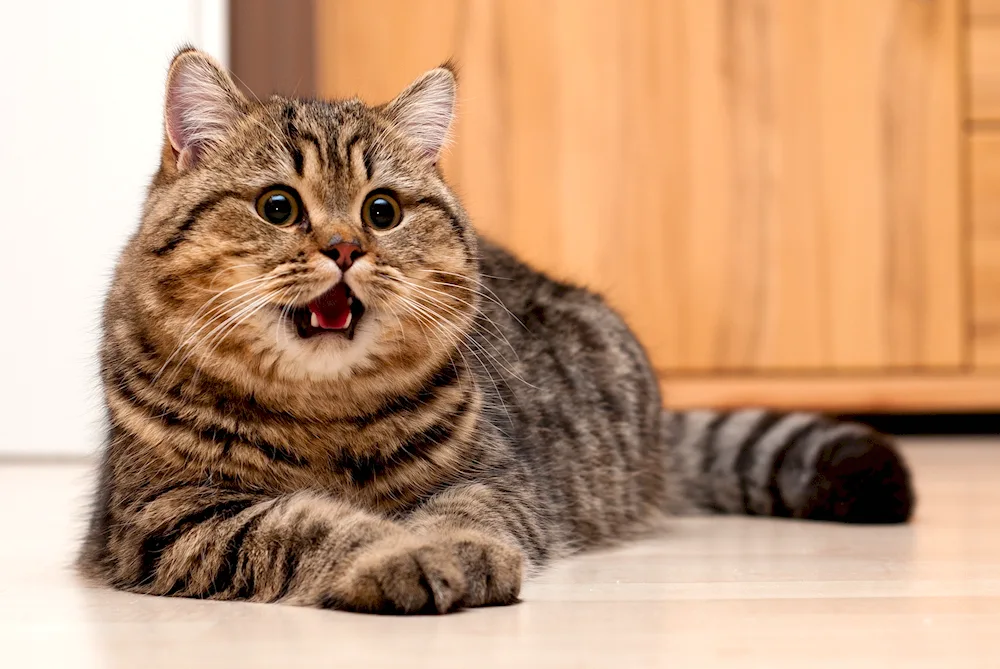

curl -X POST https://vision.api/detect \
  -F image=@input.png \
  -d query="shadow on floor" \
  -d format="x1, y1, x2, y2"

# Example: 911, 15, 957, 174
840, 413, 1000, 436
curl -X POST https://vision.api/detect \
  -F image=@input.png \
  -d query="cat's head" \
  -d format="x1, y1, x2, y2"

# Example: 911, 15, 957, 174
123, 48, 477, 384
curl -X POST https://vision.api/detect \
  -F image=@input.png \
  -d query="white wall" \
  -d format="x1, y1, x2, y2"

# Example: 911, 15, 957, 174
0, 1, 228, 455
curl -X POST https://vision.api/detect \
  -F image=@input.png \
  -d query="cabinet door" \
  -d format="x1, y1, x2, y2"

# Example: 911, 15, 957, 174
970, 11, 1000, 368
316, 0, 963, 374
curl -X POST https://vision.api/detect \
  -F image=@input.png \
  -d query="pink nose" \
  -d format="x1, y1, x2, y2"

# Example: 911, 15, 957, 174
323, 242, 365, 271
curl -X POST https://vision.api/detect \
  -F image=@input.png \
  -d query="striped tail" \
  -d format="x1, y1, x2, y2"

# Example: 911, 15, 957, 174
667, 410, 915, 523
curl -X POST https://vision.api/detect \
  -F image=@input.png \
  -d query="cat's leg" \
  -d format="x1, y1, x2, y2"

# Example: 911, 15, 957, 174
101, 482, 539, 614
668, 410, 915, 523
102, 486, 492, 613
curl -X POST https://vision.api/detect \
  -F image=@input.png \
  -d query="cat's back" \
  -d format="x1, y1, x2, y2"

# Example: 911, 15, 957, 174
473, 237, 669, 540
476, 238, 662, 443
476, 236, 655, 385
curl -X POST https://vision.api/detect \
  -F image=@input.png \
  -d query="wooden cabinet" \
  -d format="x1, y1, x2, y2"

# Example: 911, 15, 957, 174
971, 9, 1000, 371
234, 0, 1000, 412
972, 135, 1000, 367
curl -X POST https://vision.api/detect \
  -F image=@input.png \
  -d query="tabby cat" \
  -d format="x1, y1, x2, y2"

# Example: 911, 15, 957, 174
80, 48, 914, 614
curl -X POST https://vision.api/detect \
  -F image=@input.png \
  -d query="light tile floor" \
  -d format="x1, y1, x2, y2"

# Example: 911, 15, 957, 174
2, 439, 999, 668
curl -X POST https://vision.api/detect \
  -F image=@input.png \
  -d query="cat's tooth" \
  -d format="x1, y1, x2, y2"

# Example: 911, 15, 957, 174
310, 312, 319, 328
348, 296, 354, 305
343, 311, 352, 328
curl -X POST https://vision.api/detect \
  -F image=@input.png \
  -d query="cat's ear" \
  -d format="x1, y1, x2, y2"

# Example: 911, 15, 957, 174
163, 47, 248, 170
384, 64, 457, 162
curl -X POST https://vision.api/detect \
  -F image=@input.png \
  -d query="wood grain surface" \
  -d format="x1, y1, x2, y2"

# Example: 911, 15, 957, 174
315, 0, 964, 374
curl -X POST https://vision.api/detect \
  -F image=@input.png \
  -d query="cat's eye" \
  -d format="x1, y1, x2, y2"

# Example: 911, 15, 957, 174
255, 187, 301, 226
362, 191, 402, 231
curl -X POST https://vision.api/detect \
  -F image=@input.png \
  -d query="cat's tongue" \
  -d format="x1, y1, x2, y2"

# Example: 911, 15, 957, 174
308, 282, 353, 330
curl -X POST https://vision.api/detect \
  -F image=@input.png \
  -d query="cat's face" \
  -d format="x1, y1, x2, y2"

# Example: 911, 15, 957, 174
130, 49, 477, 383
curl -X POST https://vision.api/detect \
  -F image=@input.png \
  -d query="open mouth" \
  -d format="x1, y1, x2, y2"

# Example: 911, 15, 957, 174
289, 282, 366, 340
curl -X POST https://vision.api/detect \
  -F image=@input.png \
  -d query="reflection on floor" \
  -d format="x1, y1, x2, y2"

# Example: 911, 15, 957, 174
2, 439, 999, 668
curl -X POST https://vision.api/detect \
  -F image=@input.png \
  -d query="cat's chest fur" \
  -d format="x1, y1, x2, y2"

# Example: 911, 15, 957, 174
111, 350, 487, 513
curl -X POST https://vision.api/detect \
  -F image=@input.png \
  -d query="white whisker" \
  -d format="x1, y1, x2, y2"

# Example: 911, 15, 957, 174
394, 293, 517, 425
417, 269, 527, 331
154, 272, 294, 383
386, 274, 520, 361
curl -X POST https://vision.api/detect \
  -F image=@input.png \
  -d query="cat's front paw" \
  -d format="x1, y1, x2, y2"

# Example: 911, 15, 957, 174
325, 531, 522, 614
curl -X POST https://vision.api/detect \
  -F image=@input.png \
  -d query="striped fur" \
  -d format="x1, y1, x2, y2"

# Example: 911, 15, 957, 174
79, 49, 914, 615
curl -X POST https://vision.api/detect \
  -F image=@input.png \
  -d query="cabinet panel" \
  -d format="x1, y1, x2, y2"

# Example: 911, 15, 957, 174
316, 0, 963, 373
970, 0, 1000, 20
971, 134, 1000, 366
969, 24, 1000, 121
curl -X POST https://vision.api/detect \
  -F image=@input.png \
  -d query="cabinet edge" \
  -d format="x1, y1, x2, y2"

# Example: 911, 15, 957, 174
661, 375, 1000, 413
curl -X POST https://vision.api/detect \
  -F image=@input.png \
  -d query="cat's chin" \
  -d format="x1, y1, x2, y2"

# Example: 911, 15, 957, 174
262, 312, 382, 382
